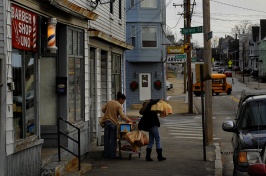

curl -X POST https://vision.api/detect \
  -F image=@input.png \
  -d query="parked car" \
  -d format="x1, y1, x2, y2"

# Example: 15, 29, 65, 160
218, 68, 226, 73
166, 81, 173, 90
233, 66, 241, 71
224, 70, 232, 77
222, 92, 266, 176
212, 65, 220, 71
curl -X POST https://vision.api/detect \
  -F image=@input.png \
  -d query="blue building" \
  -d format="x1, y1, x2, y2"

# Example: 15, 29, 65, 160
125, 0, 167, 107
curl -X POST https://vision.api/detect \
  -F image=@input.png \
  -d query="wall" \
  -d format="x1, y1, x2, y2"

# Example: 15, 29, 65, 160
0, 0, 6, 175
126, 61, 163, 107
89, 1, 126, 42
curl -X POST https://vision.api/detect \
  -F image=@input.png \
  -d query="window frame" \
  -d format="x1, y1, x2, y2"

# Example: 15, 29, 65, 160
141, 26, 157, 48
140, 0, 157, 8
131, 26, 136, 47
111, 54, 122, 100
12, 49, 38, 140
67, 27, 84, 123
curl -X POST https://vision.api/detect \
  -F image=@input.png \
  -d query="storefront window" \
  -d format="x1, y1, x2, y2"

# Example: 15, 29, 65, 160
68, 28, 83, 123
111, 54, 122, 99
12, 49, 36, 140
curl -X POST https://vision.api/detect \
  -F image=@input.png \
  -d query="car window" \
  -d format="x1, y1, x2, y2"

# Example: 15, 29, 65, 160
239, 101, 266, 129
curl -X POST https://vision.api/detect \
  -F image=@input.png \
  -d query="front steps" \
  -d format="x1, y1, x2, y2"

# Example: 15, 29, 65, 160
41, 149, 92, 176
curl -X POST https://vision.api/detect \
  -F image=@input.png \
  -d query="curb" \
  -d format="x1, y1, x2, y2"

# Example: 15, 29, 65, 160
214, 142, 223, 176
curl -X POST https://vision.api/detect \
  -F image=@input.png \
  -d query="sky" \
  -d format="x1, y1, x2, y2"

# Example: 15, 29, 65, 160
166, 0, 266, 47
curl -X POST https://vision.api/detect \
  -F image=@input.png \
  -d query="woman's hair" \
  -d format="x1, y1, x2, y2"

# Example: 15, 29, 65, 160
117, 91, 126, 100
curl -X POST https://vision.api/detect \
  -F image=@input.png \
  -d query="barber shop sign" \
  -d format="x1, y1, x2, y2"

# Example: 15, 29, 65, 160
11, 4, 38, 52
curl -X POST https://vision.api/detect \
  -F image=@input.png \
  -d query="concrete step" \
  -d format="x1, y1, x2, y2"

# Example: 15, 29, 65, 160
41, 155, 92, 176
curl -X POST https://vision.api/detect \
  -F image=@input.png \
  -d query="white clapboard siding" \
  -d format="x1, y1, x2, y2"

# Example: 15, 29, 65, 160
89, 1, 126, 42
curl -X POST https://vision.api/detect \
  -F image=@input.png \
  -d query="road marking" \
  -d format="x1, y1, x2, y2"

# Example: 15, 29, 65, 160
230, 95, 239, 103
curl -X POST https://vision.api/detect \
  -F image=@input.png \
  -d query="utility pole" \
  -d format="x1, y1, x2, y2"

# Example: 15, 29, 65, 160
242, 42, 245, 83
203, 0, 213, 145
185, 0, 193, 113
173, 3, 187, 94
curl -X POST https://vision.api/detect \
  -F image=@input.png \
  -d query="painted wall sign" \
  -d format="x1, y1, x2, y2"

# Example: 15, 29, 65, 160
11, 4, 38, 52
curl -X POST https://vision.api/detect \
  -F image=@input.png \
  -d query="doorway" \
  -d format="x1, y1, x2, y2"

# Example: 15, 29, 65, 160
139, 73, 151, 101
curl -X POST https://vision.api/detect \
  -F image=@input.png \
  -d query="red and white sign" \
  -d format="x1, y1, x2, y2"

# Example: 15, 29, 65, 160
11, 4, 38, 52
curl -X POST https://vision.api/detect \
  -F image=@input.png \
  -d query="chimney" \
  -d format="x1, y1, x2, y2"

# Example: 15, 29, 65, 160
260, 19, 266, 40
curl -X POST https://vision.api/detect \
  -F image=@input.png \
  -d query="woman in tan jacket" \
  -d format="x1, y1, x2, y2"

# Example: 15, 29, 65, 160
101, 92, 132, 159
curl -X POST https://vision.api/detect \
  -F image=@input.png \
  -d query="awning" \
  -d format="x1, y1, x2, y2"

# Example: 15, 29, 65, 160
89, 28, 134, 50
49, 0, 98, 20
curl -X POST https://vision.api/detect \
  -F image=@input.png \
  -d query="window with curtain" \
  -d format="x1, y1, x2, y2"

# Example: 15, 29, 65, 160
68, 28, 84, 123
141, 0, 157, 8
111, 54, 122, 100
12, 49, 37, 140
142, 26, 157, 47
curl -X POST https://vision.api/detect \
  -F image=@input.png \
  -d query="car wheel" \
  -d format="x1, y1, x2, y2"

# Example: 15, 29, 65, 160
227, 89, 232, 95
215, 92, 220, 95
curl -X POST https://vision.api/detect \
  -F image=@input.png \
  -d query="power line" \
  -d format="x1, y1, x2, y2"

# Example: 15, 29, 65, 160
126, 0, 174, 42
211, 0, 266, 14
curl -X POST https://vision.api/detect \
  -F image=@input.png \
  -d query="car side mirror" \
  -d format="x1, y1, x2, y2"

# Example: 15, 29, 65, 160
222, 121, 236, 132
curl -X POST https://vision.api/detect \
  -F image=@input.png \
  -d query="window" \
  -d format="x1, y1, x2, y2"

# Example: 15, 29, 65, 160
68, 28, 84, 123
239, 101, 266, 129
111, 54, 122, 100
131, 26, 136, 47
12, 49, 37, 140
130, 0, 135, 8
142, 26, 157, 47
141, 0, 157, 8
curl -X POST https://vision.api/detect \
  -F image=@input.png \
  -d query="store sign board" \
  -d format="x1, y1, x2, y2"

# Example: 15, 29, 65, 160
166, 46, 184, 54
11, 4, 38, 52
166, 54, 187, 63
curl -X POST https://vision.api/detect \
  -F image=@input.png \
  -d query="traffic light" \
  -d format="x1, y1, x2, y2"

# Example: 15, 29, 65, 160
184, 43, 190, 52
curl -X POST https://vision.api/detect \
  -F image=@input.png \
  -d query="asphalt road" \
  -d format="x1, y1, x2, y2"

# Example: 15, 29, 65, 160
192, 74, 264, 176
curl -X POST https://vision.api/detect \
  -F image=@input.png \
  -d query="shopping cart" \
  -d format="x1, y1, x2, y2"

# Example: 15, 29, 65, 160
117, 117, 141, 160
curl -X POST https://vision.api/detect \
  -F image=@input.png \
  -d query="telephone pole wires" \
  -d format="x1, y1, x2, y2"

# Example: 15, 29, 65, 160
203, 0, 213, 145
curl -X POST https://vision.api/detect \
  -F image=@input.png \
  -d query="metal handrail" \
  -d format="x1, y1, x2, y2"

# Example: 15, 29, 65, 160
57, 117, 81, 171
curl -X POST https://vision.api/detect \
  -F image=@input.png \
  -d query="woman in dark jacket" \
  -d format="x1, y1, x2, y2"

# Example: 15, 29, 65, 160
138, 99, 166, 162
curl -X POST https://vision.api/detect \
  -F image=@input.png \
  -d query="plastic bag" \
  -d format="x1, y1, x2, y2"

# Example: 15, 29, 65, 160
125, 130, 149, 147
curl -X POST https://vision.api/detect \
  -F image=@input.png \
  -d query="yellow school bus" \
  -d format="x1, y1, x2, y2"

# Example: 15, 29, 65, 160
192, 74, 232, 96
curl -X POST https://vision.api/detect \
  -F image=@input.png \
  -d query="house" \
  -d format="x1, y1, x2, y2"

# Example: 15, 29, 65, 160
125, 0, 167, 107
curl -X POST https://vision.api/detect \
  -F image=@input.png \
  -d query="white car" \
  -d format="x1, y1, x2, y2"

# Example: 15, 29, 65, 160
166, 81, 173, 90
212, 65, 220, 71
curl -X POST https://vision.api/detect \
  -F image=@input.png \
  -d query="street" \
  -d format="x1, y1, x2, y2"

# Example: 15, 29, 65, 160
192, 72, 266, 176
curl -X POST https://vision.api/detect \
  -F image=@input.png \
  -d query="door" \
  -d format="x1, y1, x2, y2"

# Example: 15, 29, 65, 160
139, 73, 151, 101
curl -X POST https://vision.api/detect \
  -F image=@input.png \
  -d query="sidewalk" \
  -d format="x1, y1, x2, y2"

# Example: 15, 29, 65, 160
82, 72, 221, 176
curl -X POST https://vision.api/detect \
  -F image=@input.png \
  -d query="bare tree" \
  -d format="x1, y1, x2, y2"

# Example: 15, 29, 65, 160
211, 36, 219, 48
231, 20, 252, 39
